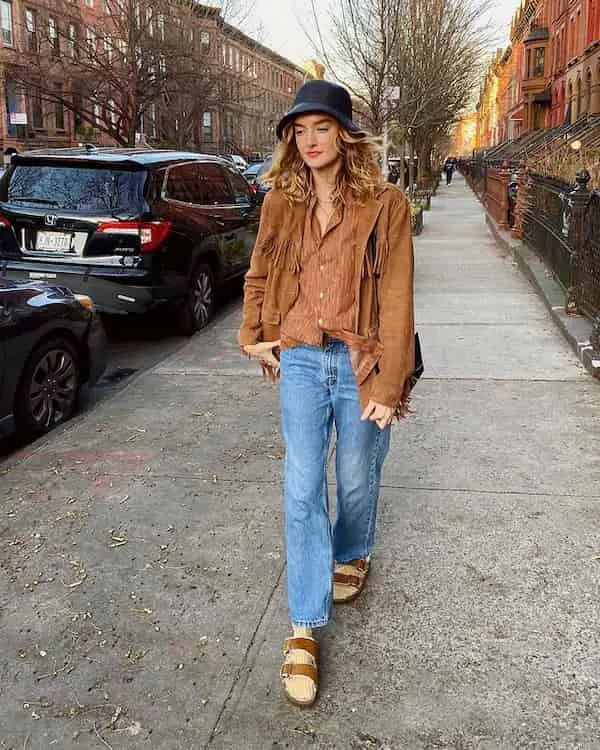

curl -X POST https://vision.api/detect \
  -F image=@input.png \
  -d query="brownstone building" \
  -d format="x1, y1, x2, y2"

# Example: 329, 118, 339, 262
0, 0, 304, 157
204, 20, 304, 156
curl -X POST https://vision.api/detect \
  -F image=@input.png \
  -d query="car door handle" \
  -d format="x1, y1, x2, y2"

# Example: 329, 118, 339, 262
208, 214, 226, 228
224, 233, 236, 241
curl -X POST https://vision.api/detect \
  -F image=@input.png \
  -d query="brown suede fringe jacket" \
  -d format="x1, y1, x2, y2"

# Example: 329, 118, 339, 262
238, 184, 415, 418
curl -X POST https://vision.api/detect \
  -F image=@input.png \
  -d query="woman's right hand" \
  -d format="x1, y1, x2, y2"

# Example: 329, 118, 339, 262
242, 340, 281, 382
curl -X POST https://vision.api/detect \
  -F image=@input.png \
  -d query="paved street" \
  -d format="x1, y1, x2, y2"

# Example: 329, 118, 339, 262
0, 287, 244, 458
1, 174, 599, 750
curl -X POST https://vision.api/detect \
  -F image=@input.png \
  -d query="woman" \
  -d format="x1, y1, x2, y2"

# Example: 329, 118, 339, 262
239, 80, 415, 707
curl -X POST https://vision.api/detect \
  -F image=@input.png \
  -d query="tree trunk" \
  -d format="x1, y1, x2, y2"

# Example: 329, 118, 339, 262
408, 138, 415, 197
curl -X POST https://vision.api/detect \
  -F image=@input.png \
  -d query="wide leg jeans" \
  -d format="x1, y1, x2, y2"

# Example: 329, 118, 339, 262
279, 339, 391, 628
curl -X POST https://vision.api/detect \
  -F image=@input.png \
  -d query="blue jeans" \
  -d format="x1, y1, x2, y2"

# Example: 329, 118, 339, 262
279, 339, 391, 628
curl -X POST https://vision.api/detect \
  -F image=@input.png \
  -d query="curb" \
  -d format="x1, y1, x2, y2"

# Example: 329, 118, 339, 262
486, 212, 600, 381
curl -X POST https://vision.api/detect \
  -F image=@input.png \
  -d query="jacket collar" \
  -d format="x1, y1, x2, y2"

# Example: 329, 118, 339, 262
284, 194, 384, 253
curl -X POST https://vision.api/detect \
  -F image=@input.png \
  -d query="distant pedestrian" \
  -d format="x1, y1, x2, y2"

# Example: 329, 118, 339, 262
443, 157, 454, 185
239, 80, 415, 707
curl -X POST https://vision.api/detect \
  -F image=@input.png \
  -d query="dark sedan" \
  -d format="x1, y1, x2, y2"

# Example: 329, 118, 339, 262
0, 278, 106, 438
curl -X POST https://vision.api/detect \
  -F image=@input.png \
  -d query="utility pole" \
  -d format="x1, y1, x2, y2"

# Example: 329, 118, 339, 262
382, 3, 390, 179
382, 3, 399, 180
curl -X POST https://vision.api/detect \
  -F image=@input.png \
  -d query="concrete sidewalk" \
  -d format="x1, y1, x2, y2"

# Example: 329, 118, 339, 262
1, 174, 599, 750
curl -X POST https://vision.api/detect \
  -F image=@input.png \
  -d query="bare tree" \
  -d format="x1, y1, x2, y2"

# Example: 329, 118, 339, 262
308, 0, 404, 134
307, 0, 490, 185
9, 0, 220, 146
390, 0, 491, 186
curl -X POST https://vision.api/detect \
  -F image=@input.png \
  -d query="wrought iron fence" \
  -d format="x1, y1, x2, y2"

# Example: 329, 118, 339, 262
576, 190, 600, 319
522, 174, 575, 291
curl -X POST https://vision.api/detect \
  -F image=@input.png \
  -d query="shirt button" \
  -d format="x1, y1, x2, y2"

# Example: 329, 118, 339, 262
320, 265, 324, 271
318, 318, 323, 326
319, 291, 324, 299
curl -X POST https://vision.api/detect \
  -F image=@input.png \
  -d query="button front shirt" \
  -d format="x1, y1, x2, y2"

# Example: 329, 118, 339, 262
280, 195, 357, 348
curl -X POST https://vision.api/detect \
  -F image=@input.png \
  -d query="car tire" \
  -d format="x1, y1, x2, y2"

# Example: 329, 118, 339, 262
14, 338, 81, 437
176, 263, 215, 336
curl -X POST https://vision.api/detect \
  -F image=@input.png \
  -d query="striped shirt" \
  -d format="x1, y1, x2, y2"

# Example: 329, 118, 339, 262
280, 195, 357, 349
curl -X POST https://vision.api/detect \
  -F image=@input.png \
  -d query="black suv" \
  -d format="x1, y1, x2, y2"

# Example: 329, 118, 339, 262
0, 148, 259, 334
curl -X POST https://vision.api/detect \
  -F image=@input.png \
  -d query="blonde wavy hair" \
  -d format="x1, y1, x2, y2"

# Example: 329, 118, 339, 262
263, 120, 385, 205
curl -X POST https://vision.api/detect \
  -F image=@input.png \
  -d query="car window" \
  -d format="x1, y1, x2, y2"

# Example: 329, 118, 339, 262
7, 165, 146, 213
228, 169, 252, 206
165, 163, 201, 203
197, 163, 234, 205
257, 158, 273, 179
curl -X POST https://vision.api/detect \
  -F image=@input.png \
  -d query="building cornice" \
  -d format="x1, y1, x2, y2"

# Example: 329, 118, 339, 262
221, 21, 304, 75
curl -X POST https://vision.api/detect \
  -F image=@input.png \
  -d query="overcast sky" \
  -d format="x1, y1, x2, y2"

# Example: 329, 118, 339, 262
250, 0, 520, 68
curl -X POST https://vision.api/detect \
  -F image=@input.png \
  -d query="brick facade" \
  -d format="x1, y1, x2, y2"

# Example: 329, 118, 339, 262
471, 0, 600, 152
0, 0, 304, 157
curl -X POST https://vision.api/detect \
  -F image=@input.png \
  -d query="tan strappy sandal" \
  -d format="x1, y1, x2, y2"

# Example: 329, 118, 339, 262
333, 558, 370, 603
280, 636, 319, 707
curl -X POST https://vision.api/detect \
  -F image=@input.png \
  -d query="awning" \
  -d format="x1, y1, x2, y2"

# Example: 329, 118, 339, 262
533, 91, 552, 104
510, 108, 525, 121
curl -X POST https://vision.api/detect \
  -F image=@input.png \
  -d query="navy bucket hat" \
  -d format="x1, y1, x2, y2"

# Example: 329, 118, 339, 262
276, 80, 363, 139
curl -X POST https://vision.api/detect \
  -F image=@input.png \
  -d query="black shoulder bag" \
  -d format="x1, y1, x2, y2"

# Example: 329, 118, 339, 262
368, 232, 424, 391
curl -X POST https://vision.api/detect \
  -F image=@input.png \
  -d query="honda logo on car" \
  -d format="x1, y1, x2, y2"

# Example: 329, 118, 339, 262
45, 215, 58, 227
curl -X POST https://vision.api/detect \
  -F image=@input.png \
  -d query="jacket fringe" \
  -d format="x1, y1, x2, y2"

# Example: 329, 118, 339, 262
361, 237, 390, 280
373, 239, 389, 277
393, 379, 415, 421
256, 233, 301, 274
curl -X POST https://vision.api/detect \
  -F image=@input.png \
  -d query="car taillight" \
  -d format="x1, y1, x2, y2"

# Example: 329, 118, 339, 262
0, 216, 11, 229
97, 220, 171, 253
249, 184, 258, 193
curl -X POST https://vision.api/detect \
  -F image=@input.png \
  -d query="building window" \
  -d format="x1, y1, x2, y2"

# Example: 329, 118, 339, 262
24, 8, 37, 53
200, 30, 210, 49
107, 97, 116, 126
48, 17, 59, 56
203, 111, 213, 142
533, 47, 545, 77
0, 0, 13, 46
93, 101, 101, 124
104, 34, 112, 62
31, 89, 43, 128
86, 27, 95, 54
54, 84, 64, 130
67, 23, 77, 58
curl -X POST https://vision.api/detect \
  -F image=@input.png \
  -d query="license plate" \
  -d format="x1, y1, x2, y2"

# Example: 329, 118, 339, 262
36, 231, 72, 252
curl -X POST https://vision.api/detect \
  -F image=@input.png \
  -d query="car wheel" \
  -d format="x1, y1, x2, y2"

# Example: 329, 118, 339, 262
176, 263, 215, 335
14, 338, 81, 437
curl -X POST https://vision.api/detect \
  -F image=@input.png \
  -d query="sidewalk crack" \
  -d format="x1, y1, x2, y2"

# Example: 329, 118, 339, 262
204, 561, 285, 748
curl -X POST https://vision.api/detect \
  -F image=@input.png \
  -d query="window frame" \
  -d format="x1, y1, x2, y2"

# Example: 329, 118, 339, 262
48, 16, 59, 56
0, 0, 13, 47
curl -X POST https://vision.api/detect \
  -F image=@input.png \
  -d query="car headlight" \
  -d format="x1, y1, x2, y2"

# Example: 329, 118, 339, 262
75, 294, 95, 313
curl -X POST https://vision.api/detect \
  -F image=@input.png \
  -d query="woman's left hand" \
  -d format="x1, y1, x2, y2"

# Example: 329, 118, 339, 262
361, 400, 394, 429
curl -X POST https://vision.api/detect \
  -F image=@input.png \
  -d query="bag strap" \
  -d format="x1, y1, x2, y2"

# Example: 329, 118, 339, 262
368, 230, 380, 325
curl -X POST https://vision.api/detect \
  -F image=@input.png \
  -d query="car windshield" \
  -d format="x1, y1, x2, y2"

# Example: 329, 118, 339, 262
7, 164, 146, 214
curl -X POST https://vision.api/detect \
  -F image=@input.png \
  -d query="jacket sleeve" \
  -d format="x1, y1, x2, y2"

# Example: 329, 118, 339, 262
238, 193, 274, 347
370, 191, 415, 409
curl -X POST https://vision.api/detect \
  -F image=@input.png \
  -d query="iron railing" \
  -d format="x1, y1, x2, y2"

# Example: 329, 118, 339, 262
576, 190, 600, 319
522, 174, 575, 290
